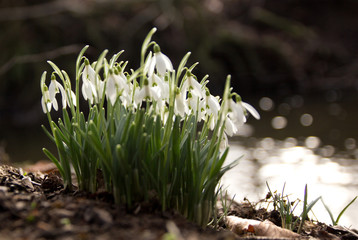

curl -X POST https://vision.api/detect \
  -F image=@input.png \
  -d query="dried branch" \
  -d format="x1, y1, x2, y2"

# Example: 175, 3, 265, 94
0, 45, 82, 75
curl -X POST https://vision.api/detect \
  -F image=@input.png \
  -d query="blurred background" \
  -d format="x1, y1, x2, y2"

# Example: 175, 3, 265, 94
1, 0, 358, 226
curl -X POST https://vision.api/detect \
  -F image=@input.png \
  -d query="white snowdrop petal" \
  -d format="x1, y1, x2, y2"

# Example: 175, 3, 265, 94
225, 117, 237, 137
161, 53, 173, 71
52, 98, 58, 111
49, 81, 57, 100
148, 57, 156, 77
71, 91, 76, 107
155, 53, 167, 76
242, 102, 260, 120
41, 97, 48, 113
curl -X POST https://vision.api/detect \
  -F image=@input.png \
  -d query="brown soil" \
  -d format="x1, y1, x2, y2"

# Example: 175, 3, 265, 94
0, 164, 357, 240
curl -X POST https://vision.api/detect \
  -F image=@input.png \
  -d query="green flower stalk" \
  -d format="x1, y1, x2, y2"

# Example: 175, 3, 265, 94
40, 28, 259, 226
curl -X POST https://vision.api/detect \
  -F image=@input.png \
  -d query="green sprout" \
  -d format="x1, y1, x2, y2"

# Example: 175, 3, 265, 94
321, 196, 357, 226
266, 182, 320, 233
40, 28, 259, 226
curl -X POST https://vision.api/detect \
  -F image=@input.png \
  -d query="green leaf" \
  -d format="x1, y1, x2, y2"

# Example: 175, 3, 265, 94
335, 196, 357, 225
41, 125, 55, 142
42, 148, 64, 176
47, 61, 64, 81
141, 27, 157, 64
321, 198, 336, 225
109, 50, 125, 69
76, 45, 89, 74
176, 52, 191, 85
95, 49, 108, 73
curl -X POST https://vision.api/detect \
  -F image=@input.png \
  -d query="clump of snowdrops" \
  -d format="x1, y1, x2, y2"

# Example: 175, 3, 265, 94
40, 28, 259, 226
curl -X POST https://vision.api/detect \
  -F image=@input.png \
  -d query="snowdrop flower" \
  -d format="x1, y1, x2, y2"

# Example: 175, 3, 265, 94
228, 95, 260, 126
224, 117, 238, 137
82, 60, 98, 104
219, 132, 229, 152
143, 51, 153, 76
182, 72, 204, 98
134, 78, 160, 105
41, 85, 52, 113
106, 69, 130, 105
228, 98, 245, 127
148, 44, 173, 76
186, 91, 201, 113
174, 88, 188, 117
41, 74, 75, 113
96, 80, 105, 103
205, 89, 220, 117
224, 95, 260, 136
148, 74, 169, 101
241, 101, 260, 120
204, 89, 221, 130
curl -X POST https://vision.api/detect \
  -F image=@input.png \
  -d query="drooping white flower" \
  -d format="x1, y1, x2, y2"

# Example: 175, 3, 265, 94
50, 77, 76, 109
241, 101, 260, 120
41, 86, 52, 113
81, 59, 106, 104
174, 89, 188, 117
134, 78, 160, 105
106, 73, 117, 105
106, 69, 130, 105
204, 90, 221, 130
97, 80, 105, 103
148, 74, 169, 101
48, 78, 59, 111
143, 51, 153, 76
228, 97, 260, 125
82, 61, 98, 104
41, 75, 75, 113
205, 90, 220, 117
186, 90, 201, 114
148, 44, 173, 76
182, 72, 204, 98
224, 95, 260, 136
219, 132, 229, 152
224, 116, 238, 137
228, 99, 245, 127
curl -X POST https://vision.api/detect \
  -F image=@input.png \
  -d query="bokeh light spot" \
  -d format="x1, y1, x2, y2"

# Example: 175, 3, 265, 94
300, 113, 313, 126
319, 145, 335, 157
344, 138, 356, 150
259, 97, 274, 111
252, 148, 268, 161
305, 136, 320, 149
271, 116, 287, 129
261, 137, 275, 150
283, 137, 298, 148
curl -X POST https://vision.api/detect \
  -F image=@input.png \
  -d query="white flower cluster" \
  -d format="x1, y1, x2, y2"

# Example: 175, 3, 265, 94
41, 44, 260, 148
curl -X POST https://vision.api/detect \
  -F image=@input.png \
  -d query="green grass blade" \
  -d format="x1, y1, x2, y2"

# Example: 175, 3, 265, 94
42, 148, 64, 177
321, 198, 336, 225
335, 196, 357, 225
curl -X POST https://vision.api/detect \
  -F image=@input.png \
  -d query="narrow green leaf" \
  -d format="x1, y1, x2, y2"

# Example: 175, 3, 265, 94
42, 148, 64, 176
47, 61, 64, 81
321, 198, 336, 225
335, 196, 357, 225
41, 125, 55, 142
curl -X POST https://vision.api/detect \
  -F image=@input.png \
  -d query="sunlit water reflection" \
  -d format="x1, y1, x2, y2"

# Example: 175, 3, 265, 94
223, 139, 358, 229
222, 93, 358, 228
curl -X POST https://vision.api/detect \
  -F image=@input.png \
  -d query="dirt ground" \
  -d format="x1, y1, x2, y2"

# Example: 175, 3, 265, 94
0, 164, 357, 240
